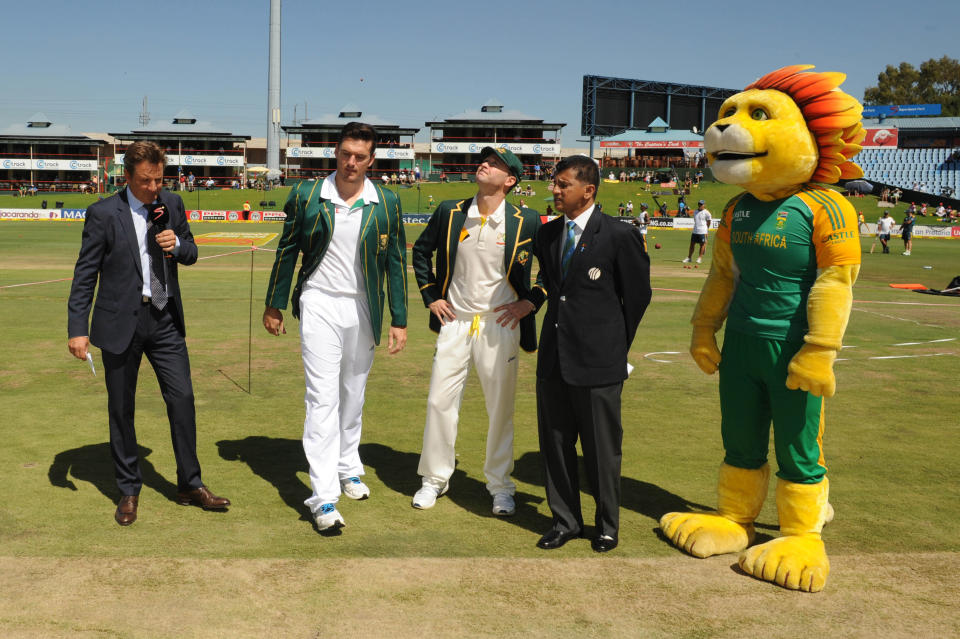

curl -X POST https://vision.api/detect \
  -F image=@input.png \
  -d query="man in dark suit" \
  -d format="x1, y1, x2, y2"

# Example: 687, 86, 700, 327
533, 155, 651, 552
67, 141, 230, 526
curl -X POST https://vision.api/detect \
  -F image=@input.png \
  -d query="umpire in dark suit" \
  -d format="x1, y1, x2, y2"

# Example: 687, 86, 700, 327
67, 141, 229, 526
533, 155, 651, 552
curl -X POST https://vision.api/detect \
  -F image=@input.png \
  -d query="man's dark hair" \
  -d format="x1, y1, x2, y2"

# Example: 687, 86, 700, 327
123, 141, 166, 175
555, 155, 599, 190
338, 121, 378, 155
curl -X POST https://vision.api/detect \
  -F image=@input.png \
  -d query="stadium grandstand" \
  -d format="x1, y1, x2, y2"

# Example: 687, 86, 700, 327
855, 116, 960, 200
425, 100, 565, 181
109, 110, 250, 191
282, 105, 418, 181
0, 113, 103, 195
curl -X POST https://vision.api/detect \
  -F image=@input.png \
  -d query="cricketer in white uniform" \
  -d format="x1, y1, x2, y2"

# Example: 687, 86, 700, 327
684, 200, 713, 264
411, 147, 546, 515
263, 122, 408, 533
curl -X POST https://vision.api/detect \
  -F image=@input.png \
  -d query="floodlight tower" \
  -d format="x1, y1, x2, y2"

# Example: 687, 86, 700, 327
266, 0, 281, 173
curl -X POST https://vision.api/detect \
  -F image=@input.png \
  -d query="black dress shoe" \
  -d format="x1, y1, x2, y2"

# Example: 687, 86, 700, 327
536, 529, 581, 550
176, 486, 230, 510
115, 495, 138, 526
591, 535, 618, 553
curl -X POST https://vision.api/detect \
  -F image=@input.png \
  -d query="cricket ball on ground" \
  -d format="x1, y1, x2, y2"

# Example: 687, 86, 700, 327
655, 243, 661, 249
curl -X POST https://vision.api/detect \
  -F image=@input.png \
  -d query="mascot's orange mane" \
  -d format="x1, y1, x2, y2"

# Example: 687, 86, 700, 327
746, 64, 865, 183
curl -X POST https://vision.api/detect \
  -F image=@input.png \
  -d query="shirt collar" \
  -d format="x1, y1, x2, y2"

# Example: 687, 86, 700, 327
467, 197, 506, 226
126, 187, 147, 213
320, 172, 380, 208
565, 204, 594, 232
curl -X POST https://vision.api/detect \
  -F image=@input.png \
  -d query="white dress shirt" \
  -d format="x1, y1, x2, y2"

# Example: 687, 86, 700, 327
302, 173, 380, 298
126, 188, 183, 299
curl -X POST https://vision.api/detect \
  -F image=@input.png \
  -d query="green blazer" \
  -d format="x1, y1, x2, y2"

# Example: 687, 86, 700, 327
412, 197, 546, 352
264, 179, 407, 345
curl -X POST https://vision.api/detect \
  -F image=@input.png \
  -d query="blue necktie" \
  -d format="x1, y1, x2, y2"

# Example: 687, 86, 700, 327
560, 220, 576, 279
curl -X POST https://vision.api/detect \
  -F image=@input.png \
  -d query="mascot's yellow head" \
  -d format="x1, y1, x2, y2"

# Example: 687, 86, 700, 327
705, 65, 865, 200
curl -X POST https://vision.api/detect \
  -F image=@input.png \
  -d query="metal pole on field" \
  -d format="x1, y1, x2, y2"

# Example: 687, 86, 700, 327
247, 244, 254, 394
266, 0, 282, 174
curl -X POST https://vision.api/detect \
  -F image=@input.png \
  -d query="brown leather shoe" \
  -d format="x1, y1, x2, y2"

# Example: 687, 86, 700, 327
177, 486, 230, 510
115, 495, 138, 526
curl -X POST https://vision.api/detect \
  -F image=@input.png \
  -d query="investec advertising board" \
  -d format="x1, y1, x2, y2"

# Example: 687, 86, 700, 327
114, 154, 244, 167
286, 147, 415, 160
429, 142, 561, 155
1, 158, 98, 171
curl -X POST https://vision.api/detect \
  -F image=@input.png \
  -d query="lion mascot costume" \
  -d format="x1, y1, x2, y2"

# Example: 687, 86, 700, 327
659, 65, 864, 592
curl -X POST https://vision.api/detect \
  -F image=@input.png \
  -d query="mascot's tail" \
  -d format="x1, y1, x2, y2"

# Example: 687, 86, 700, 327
747, 65, 865, 184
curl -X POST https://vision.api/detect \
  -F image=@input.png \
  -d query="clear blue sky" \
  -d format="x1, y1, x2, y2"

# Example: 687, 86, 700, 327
2, 0, 957, 142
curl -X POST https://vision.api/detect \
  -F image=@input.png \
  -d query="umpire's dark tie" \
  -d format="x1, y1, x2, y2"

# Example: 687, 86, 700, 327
146, 219, 168, 310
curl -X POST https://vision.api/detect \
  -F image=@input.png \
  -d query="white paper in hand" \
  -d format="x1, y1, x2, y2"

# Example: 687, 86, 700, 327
86, 352, 97, 376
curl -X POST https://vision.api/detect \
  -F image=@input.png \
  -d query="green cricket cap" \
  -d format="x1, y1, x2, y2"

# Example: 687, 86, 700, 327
480, 146, 523, 182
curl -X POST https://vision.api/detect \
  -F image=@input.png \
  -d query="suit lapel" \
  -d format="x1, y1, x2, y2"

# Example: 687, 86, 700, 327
503, 203, 522, 280
308, 197, 334, 253
444, 198, 469, 292
566, 208, 602, 282
358, 200, 377, 247
116, 189, 143, 280
541, 217, 564, 288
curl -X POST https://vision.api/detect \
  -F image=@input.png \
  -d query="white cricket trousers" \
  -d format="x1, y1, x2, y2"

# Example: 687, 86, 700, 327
418, 313, 520, 496
299, 290, 375, 513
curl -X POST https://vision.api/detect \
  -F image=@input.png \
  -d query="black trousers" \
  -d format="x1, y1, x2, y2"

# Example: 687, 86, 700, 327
101, 301, 202, 496
536, 372, 623, 538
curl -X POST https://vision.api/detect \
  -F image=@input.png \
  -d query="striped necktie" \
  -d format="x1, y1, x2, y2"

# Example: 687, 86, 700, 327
560, 220, 576, 279
147, 217, 168, 310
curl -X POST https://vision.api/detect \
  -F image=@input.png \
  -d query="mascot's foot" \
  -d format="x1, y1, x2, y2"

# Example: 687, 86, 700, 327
738, 478, 832, 592
660, 511, 754, 558
738, 534, 829, 592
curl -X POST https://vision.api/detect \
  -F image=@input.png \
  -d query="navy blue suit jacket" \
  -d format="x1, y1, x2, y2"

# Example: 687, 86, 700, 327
67, 189, 197, 354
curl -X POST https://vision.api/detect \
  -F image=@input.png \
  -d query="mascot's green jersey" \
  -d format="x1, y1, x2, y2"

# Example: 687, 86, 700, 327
718, 185, 860, 342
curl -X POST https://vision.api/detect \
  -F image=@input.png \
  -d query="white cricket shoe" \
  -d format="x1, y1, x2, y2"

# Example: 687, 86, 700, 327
492, 493, 516, 516
682, 257, 691, 263
696, 257, 702, 264
315, 503, 345, 531
341, 476, 370, 500
412, 482, 448, 510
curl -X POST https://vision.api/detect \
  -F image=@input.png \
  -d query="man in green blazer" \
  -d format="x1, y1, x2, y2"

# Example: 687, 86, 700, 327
411, 147, 546, 516
262, 122, 407, 533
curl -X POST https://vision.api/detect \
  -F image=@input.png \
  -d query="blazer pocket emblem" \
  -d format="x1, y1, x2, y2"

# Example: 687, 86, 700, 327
588, 267, 602, 280
517, 249, 530, 266
378, 234, 389, 251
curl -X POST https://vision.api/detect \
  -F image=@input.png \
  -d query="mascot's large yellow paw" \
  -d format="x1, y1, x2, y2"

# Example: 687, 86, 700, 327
786, 343, 836, 398
738, 534, 830, 592
690, 326, 722, 374
660, 512, 754, 558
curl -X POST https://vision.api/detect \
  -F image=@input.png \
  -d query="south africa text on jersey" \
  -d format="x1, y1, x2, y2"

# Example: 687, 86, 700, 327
731, 230, 788, 248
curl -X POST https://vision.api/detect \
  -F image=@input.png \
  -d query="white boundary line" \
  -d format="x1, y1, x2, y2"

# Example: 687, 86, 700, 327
647, 340, 958, 365
2, 246, 277, 289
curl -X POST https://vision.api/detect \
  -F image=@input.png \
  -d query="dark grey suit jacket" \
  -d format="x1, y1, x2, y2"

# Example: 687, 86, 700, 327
534, 207, 652, 386
67, 189, 197, 354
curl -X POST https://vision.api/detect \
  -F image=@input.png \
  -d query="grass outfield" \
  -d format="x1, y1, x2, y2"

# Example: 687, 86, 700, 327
1, 214, 958, 636
1, 179, 954, 225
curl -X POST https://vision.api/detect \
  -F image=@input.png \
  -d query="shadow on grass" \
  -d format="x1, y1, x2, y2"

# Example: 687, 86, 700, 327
216, 437, 312, 522
48, 443, 178, 504
359, 442, 553, 536
513, 451, 713, 535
